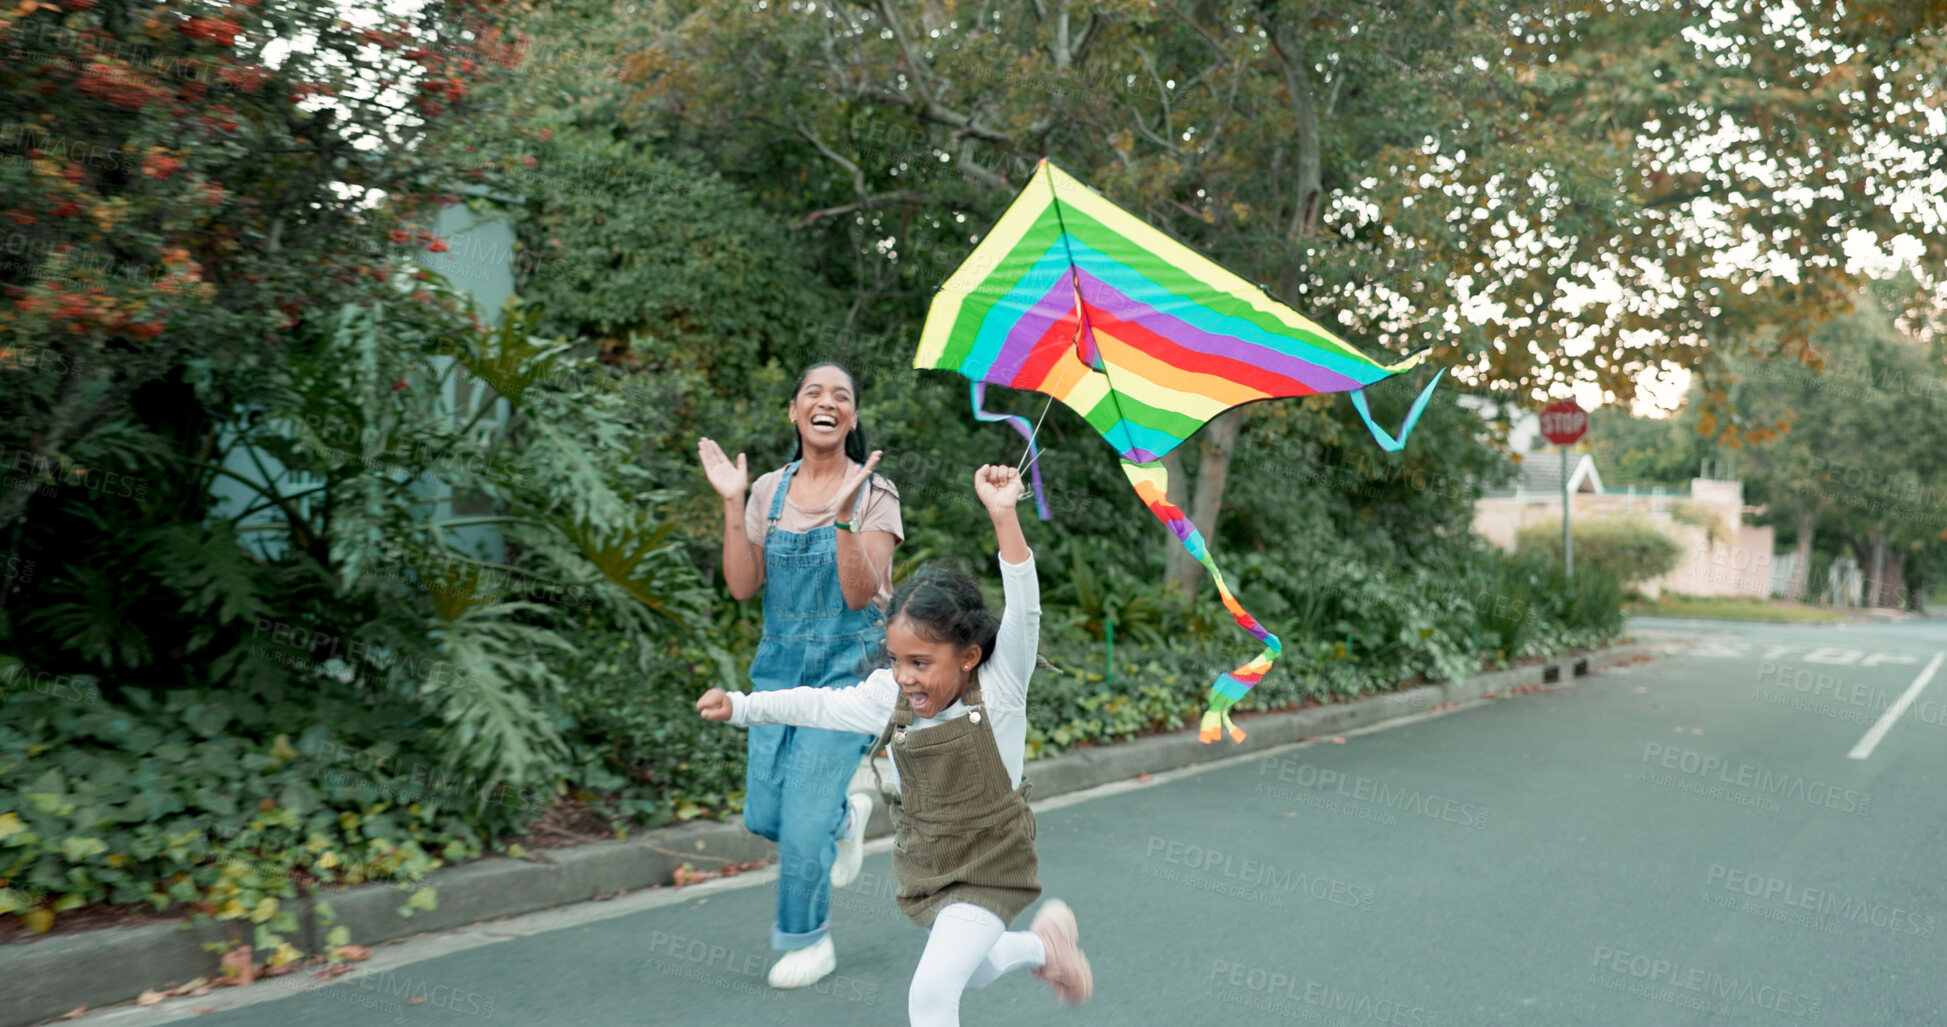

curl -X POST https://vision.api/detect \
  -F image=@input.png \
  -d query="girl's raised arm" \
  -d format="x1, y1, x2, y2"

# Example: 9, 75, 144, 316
974, 465, 1029, 567
974, 466, 1040, 708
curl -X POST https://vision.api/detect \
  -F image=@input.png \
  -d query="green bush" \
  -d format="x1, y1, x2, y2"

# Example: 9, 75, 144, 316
0, 677, 538, 957
1516, 517, 1683, 587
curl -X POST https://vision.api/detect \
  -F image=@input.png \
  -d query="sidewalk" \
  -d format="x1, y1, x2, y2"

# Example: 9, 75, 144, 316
3, 638, 1670, 1027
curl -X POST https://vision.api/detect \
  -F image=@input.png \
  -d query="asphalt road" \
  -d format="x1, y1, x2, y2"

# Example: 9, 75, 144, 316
94, 616, 1947, 1027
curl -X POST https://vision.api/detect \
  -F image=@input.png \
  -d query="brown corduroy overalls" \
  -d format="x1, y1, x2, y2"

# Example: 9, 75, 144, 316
869, 684, 1042, 929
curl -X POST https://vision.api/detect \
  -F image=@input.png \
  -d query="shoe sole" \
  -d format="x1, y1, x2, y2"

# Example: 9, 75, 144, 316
830, 793, 873, 889
1031, 900, 1092, 1005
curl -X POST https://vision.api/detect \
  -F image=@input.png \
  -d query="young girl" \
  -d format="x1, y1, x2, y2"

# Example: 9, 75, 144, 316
696, 464, 1093, 1026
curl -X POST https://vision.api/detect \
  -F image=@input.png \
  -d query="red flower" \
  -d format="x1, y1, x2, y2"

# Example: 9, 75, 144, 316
388, 228, 410, 244
51, 201, 81, 218
425, 238, 449, 253
5, 209, 35, 227
535, 127, 552, 143
131, 321, 166, 338
218, 64, 273, 93
142, 152, 181, 179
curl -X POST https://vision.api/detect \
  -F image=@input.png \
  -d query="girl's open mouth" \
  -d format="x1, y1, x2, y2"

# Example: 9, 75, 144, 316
810, 413, 839, 430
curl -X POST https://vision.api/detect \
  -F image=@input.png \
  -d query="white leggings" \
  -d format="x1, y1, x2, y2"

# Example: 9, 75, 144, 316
908, 902, 1047, 1026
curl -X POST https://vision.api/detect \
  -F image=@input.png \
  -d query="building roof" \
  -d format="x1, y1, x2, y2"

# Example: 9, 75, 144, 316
1481, 451, 1604, 500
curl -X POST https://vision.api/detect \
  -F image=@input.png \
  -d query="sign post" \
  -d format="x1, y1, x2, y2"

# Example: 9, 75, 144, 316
1540, 399, 1590, 581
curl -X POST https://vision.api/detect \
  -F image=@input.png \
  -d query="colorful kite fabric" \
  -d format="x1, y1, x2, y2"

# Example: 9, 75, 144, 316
916, 159, 1444, 744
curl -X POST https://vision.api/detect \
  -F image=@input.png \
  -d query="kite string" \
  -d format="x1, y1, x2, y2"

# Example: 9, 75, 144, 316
1015, 393, 1056, 477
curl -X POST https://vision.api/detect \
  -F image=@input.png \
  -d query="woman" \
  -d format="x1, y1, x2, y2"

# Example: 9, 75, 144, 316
696, 362, 902, 988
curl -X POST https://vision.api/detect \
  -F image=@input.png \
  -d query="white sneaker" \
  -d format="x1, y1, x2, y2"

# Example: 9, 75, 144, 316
831, 792, 873, 889
768, 934, 837, 988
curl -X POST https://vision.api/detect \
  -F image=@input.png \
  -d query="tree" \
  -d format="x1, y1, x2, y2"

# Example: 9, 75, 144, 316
616, 0, 1947, 592
1730, 291, 1947, 607
0, 0, 523, 538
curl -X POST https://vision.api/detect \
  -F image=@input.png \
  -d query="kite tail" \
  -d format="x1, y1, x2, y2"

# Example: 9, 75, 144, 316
971, 382, 1052, 520
1122, 460, 1281, 744
1348, 367, 1447, 453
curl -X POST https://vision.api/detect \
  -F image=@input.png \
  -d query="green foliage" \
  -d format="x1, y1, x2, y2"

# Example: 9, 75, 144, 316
0, 0, 523, 535
1585, 412, 1710, 488
0, 681, 517, 952
1516, 517, 1683, 587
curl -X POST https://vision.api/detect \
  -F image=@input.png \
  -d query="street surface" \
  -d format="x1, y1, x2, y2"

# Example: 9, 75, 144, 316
85, 616, 1947, 1026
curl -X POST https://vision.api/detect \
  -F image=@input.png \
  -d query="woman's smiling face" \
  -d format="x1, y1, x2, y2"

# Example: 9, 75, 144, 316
789, 365, 856, 452
884, 614, 979, 719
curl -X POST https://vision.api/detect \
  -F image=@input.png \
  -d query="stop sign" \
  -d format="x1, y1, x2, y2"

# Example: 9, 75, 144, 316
1540, 399, 1588, 446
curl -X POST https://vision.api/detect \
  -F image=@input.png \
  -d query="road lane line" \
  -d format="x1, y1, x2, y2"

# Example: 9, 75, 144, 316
1847, 651, 1946, 760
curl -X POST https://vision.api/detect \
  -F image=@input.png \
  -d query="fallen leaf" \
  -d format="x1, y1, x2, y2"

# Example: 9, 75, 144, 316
407, 997, 426, 1005
167, 977, 209, 996
137, 990, 166, 1006
334, 945, 372, 961
194, 1008, 220, 1015
220, 945, 256, 986
671, 863, 709, 886
1330, 737, 1345, 744
1135, 772, 1152, 783
57, 1005, 87, 1020
314, 964, 356, 982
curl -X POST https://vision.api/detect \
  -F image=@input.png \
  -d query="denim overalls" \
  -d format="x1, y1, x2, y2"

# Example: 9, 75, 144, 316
742, 459, 887, 950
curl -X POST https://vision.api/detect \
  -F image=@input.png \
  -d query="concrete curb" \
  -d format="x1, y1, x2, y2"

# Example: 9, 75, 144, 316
2, 639, 1665, 1027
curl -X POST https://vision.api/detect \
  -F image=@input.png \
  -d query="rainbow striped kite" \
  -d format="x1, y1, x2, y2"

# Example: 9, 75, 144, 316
916, 159, 1443, 744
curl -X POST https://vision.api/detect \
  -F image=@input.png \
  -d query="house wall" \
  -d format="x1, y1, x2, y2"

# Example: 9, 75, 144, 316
1472, 479, 1777, 597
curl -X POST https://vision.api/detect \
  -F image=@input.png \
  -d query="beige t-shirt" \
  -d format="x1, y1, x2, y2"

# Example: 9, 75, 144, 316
745, 466, 904, 611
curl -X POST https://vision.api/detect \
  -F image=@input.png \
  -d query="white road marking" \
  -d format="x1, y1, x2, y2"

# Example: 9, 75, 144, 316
1848, 651, 1947, 761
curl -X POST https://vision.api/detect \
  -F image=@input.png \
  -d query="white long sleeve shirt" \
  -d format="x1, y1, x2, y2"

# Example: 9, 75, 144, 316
726, 550, 1040, 792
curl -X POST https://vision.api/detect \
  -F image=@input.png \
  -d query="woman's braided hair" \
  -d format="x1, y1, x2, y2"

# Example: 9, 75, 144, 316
887, 565, 999, 668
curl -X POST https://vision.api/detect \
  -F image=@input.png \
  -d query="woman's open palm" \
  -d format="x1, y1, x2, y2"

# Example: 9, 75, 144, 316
698, 438, 748, 501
